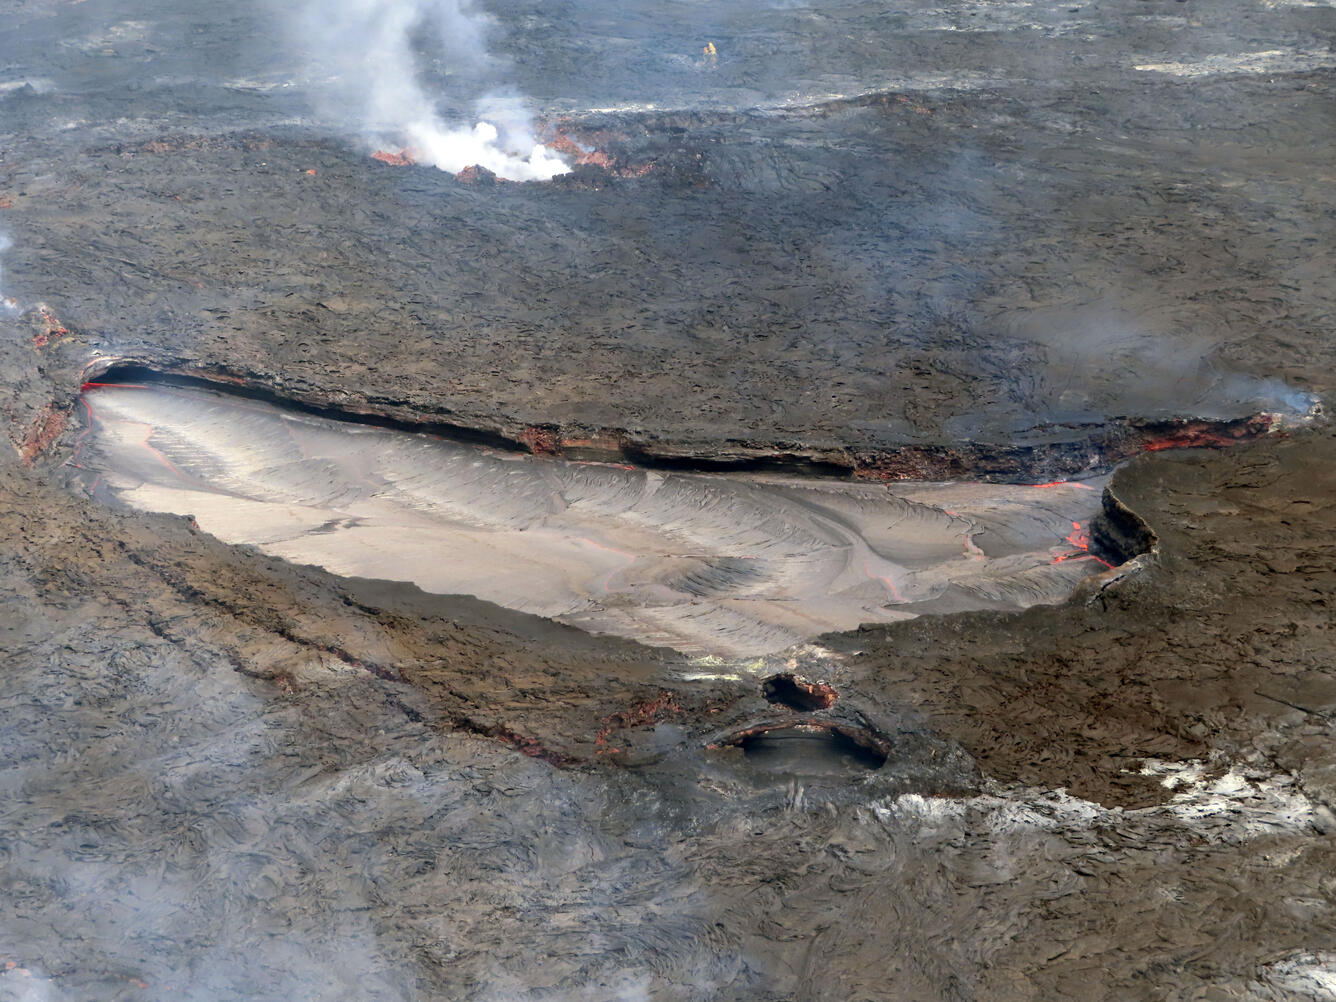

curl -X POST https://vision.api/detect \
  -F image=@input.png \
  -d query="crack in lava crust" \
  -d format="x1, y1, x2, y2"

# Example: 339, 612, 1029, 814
75, 383, 1118, 657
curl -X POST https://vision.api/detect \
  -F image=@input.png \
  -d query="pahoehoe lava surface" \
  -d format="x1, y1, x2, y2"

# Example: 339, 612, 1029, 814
1, 0, 1332, 466
1, 0, 1335, 999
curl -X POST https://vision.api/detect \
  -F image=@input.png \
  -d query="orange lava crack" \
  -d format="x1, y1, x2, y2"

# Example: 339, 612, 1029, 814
372, 148, 416, 166
31, 306, 69, 348
594, 691, 682, 756
1051, 519, 1114, 569
18, 405, 68, 465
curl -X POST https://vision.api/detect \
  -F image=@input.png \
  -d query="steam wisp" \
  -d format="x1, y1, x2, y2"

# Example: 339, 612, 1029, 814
294, 0, 568, 180
0, 233, 18, 315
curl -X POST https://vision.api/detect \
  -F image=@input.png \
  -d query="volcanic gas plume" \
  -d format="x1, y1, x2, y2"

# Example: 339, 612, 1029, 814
0, 233, 18, 315
292, 0, 568, 180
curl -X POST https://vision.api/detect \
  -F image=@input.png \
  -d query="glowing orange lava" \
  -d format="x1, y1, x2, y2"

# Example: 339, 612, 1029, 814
1031, 480, 1096, 490
371, 149, 416, 166
78, 383, 185, 479
861, 557, 903, 602
595, 691, 682, 756
1052, 519, 1113, 569
31, 306, 69, 348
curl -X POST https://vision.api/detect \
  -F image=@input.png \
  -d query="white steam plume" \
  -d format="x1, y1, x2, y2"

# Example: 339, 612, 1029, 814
0, 232, 19, 315
294, 0, 568, 180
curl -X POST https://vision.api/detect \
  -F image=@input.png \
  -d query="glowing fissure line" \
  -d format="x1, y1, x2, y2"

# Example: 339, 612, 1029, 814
76, 384, 151, 469
1065, 520, 1088, 548
129, 419, 190, 481
1053, 551, 1099, 566
571, 459, 638, 471
575, 535, 637, 559
1031, 480, 1096, 490
574, 535, 638, 593
1053, 519, 1114, 569
964, 531, 986, 559
86, 391, 190, 482
81, 391, 187, 480
860, 556, 903, 602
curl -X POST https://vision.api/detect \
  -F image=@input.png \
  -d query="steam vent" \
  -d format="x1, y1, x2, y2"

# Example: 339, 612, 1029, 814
1, 0, 1334, 999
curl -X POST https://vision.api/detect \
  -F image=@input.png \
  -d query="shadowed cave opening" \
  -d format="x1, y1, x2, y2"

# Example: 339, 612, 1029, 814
738, 725, 889, 775
762, 673, 839, 711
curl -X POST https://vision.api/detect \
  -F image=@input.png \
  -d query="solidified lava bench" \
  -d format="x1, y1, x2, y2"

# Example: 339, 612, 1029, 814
75, 381, 1125, 657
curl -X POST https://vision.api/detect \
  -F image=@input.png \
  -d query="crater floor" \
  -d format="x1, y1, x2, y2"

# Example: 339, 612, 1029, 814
78, 383, 1109, 656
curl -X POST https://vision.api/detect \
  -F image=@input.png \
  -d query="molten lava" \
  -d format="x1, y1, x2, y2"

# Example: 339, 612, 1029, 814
595, 691, 683, 756
18, 405, 66, 465
539, 124, 654, 177
31, 306, 68, 348
371, 149, 416, 166
1052, 520, 1113, 568
456, 164, 500, 184
1141, 415, 1277, 452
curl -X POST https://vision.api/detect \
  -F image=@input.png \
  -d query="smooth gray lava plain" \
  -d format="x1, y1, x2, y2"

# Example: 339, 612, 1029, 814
79, 384, 1108, 656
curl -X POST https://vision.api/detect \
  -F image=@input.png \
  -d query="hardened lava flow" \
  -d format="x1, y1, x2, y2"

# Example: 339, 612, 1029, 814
66, 357, 1319, 480
68, 374, 1157, 661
